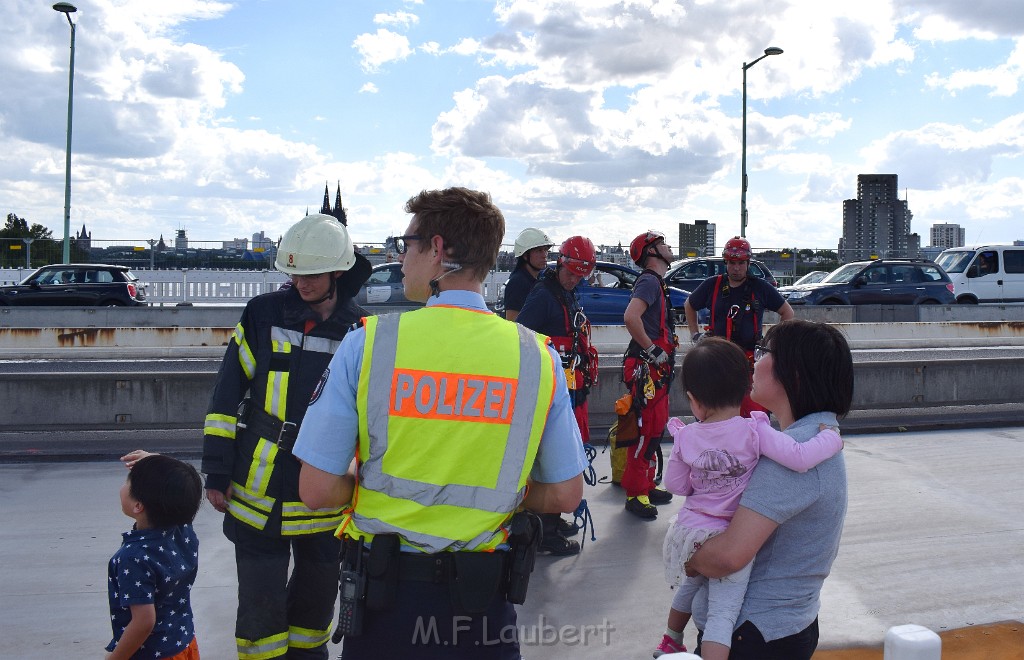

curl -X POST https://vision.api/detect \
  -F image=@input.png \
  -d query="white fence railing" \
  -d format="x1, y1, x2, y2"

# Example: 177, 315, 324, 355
1, 268, 511, 306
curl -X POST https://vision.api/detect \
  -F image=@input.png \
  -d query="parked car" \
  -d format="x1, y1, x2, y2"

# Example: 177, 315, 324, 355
791, 270, 829, 287
496, 261, 690, 325
664, 257, 778, 292
0, 264, 147, 306
777, 270, 830, 298
935, 245, 1024, 304
577, 261, 690, 325
782, 258, 956, 305
354, 262, 420, 310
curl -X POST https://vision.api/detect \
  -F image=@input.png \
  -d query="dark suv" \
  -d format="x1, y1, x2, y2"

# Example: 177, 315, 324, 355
665, 257, 778, 292
0, 264, 148, 306
782, 258, 955, 305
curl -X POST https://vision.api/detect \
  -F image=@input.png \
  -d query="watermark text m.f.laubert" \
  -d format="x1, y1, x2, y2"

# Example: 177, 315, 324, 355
412, 614, 615, 647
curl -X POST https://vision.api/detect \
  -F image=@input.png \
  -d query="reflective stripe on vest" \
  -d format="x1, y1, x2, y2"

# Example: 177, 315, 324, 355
346, 307, 555, 553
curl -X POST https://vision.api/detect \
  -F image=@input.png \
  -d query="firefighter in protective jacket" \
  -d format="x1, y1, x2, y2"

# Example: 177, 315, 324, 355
201, 213, 371, 659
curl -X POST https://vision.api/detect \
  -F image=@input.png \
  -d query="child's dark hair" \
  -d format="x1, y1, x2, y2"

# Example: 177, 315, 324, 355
681, 337, 751, 411
128, 455, 203, 528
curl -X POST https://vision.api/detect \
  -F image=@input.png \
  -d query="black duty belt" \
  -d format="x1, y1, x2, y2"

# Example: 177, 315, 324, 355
362, 548, 506, 584
237, 403, 299, 452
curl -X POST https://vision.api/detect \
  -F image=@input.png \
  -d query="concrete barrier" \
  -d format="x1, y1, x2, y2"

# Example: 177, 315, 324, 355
3, 305, 1023, 433
3, 356, 1022, 433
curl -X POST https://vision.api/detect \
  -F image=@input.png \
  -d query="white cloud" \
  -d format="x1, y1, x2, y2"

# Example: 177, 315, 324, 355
925, 39, 1024, 97
353, 29, 413, 72
374, 11, 419, 28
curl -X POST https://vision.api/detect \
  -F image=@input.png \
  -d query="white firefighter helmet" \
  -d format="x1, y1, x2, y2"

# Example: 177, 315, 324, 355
513, 228, 554, 258
275, 214, 356, 275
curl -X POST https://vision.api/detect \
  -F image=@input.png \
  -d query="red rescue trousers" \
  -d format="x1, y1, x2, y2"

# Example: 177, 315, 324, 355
620, 359, 670, 498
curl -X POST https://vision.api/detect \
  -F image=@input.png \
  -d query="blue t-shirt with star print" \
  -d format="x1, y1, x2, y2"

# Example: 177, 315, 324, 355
106, 524, 199, 658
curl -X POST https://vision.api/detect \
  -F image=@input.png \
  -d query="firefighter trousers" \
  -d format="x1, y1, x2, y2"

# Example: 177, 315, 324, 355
225, 516, 341, 659
620, 383, 669, 498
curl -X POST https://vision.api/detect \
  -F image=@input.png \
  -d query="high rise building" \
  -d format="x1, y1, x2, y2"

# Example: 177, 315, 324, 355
930, 223, 965, 249
678, 220, 716, 257
841, 174, 913, 261
175, 229, 188, 250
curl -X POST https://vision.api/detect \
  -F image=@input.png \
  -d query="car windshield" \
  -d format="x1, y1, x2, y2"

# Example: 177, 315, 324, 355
935, 251, 974, 274
793, 271, 828, 286
820, 263, 865, 284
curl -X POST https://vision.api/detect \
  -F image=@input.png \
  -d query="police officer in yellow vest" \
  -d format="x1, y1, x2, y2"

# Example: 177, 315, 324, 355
201, 214, 371, 659
294, 187, 588, 659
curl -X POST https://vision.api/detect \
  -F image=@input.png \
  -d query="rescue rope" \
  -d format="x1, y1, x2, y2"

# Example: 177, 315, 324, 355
583, 442, 598, 486
572, 498, 596, 549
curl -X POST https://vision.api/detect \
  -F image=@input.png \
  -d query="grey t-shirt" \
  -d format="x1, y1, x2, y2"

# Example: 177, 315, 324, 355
690, 411, 848, 642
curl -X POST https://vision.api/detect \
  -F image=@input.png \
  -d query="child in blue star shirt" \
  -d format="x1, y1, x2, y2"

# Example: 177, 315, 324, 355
106, 451, 203, 660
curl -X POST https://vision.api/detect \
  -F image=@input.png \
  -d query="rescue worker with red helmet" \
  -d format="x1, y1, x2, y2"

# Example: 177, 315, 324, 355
516, 235, 600, 555
503, 227, 554, 321
293, 187, 587, 658
683, 236, 794, 416
201, 213, 372, 659
622, 230, 678, 519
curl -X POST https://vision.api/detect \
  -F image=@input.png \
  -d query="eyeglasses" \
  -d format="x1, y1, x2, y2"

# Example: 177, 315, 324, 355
725, 259, 749, 265
393, 234, 422, 255
754, 344, 772, 362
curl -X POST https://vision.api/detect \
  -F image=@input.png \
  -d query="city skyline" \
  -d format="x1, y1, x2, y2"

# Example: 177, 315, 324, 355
2, 1, 1024, 250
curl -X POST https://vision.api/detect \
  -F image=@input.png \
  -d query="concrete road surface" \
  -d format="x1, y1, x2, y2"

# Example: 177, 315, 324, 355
1, 426, 1021, 659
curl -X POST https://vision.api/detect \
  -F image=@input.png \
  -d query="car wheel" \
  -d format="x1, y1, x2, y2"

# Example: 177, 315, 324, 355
956, 296, 978, 304
820, 298, 845, 305
918, 299, 940, 304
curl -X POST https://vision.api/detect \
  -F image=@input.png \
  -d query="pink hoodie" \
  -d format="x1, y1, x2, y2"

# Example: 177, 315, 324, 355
663, 411, 841, 531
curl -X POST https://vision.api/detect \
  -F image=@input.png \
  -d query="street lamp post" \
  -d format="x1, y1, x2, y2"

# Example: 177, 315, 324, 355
740, 46, 783, 239
53, 2, 78, 264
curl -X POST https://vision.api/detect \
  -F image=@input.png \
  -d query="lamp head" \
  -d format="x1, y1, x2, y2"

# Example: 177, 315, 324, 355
764, 46, 783, 56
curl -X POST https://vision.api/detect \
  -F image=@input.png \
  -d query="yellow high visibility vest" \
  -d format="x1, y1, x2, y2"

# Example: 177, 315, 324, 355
341, 305, 556, 553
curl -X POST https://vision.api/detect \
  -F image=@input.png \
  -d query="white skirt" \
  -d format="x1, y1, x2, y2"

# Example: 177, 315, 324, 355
662, 513, 722, 586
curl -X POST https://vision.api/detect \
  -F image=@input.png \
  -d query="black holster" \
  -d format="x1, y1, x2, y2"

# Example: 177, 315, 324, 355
505, 510, 542, 605
364, 533, 400, 611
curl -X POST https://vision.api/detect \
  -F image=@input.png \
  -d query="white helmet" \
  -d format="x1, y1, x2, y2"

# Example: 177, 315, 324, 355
275, 214, 356, 275
513, 228, 554, 258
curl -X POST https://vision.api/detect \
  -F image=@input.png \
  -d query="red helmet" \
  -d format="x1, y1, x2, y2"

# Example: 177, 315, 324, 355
558, 236, 596, 277
629, 230, 665, 266
723, 236, 752, 261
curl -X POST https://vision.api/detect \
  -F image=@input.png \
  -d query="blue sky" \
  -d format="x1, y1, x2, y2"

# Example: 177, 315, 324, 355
2, 0, 1023, 252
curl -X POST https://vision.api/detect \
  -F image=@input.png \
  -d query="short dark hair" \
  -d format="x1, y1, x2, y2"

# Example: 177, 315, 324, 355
405, 187, 505, 281
681, 337, 750, 410
128, 455, 203, 528
761, 319, 854, 420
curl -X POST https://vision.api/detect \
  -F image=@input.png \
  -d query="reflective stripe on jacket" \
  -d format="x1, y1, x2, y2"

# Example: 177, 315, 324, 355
342, 305, 557, 553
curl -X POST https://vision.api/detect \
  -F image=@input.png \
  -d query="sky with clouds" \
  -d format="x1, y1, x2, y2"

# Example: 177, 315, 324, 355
2, 0, 1023, 253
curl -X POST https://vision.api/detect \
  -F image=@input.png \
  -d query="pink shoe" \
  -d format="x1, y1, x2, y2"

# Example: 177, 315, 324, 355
653, 634, 687, 657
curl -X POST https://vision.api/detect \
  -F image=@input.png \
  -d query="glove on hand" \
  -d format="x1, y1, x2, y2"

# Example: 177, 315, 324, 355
691, 332, 705, 344
645, 344, 669, 366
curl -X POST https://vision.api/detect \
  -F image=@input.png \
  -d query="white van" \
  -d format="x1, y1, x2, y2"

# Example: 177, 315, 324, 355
935, 244, 1024, 303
